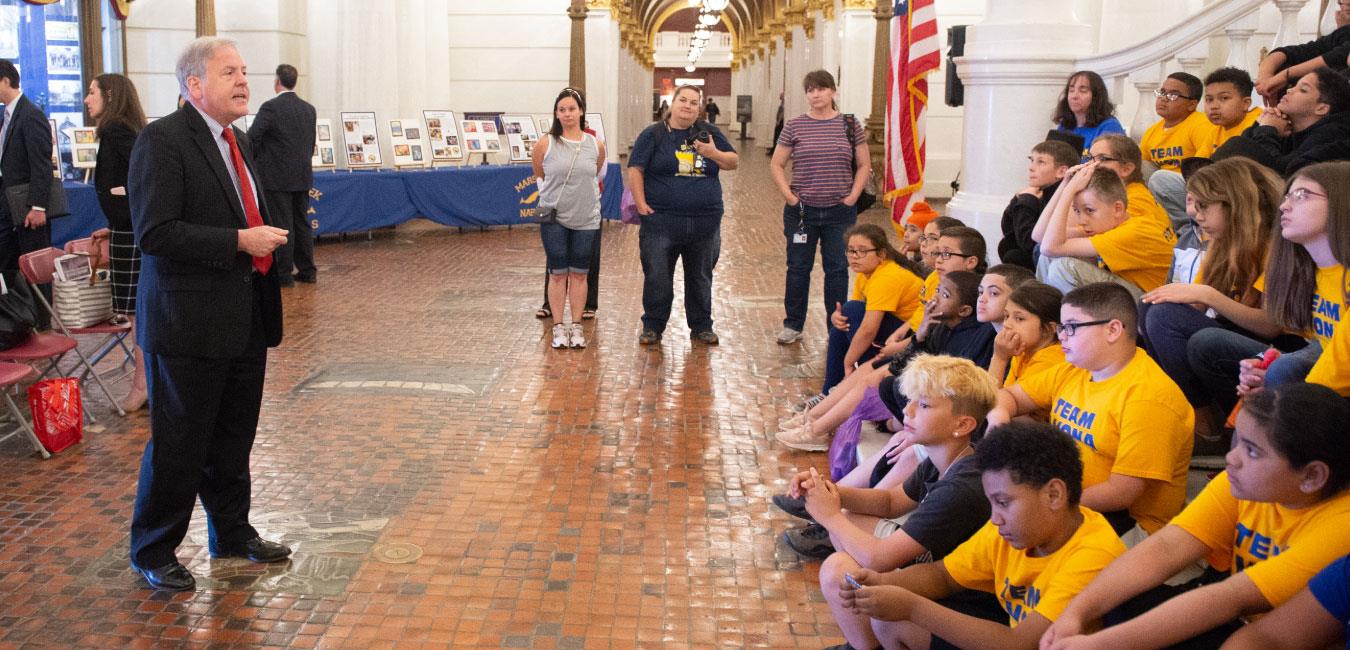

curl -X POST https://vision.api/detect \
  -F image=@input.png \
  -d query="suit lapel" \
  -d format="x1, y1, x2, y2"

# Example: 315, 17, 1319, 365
183, 105, 248, 228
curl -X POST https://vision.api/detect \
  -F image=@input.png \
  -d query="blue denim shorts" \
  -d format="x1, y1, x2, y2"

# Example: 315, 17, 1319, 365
540, 223, 598, 274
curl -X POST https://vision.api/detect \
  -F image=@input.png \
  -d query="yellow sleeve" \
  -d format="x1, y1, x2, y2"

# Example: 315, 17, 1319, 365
1011, 357, 1071, 411
1306, 323, 1350, 396
1243, 515, 1350, 607
861, 264, 907, 314
1090, 217, 1172, 292
941, 521, 1000, 593
1169, 473, 1239, 571
1111, 399, 1192, 482
1033, 530, 1125, 622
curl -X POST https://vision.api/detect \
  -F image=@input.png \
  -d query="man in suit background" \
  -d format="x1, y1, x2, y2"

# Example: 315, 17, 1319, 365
248, 63, 317, 285
0, 59, 54, 270
127, 37, 291, 591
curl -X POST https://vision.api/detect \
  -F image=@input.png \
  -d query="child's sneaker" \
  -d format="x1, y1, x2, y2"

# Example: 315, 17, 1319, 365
551, 324, 569, 349
568, 323, 586, 348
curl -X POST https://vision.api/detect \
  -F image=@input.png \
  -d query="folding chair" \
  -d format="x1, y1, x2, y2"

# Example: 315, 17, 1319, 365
0, 362, 46, 458
12, 248, 125, 418
62, 234, 135, 373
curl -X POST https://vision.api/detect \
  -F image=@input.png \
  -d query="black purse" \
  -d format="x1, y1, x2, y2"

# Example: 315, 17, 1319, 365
843, 114, 877, 212
0, 270, 38, 350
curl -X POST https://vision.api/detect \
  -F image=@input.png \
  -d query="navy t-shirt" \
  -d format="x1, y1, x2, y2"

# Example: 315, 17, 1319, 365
1309, 554, 1350, 648
627, 120, 736, 219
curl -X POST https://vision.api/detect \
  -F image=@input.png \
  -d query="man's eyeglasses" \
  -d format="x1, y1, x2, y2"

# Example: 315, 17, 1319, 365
933, 250, 974, 261
1153, 88, 1196, 102
1055, 319, 1113, 337
1089, 154, 1120, 164
1285, 187, 1328, 203
846, 247, 879, 258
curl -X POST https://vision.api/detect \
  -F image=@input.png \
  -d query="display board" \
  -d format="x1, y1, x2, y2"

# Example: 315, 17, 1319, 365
535, 115, 552, 136
312, 118, 336, 169
388, 118, 427, 167
69, 127, 98, 169
499, 114, 540, 163
423, 110, 465, 162
585, 112, 606, 146
459, 119, 501, 156
340, 111, 382, 167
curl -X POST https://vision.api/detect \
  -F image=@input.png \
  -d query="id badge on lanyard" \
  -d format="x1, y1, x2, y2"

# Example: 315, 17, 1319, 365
793, 203, 808, 244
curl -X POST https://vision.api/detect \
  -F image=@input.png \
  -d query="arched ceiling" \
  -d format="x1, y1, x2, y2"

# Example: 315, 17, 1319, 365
604, 0, 838, 67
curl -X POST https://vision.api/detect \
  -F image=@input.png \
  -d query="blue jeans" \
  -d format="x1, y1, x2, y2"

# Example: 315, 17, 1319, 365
1187, 328, 1321, 414
823, 300, 903, 392
783, 202, 856, 331
540, 222, 599, 274
1141, 302, 1226, 406
638, 212, 721, 334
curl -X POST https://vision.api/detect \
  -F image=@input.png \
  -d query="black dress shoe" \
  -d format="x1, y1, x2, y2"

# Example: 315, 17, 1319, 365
133, 562, 196, 591
294, 273, 317, 284
278, 277, 295, 287
211, 536, 292, 563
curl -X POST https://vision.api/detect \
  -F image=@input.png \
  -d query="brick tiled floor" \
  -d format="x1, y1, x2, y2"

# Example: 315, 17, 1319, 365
0, 150, 877, 648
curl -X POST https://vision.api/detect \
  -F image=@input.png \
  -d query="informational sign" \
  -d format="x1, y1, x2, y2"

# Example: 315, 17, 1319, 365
534, 115, 552, 136
459, 119, 501, 156
585, 112, 606, 146
69, 127, 98, 169
499, 114, 540, 163
339, 111, 382, 167
312, 118, 336, 169
422, 110, 465, 162
388, 117, 427, 167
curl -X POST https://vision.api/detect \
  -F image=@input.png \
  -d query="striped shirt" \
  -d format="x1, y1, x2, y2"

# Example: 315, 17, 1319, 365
778, 113, 866, 207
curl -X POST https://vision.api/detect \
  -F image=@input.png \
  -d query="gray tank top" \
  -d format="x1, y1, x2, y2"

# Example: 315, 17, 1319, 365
539, 133, 601, 230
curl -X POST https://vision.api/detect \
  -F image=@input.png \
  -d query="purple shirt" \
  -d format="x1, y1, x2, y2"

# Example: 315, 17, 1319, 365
778, 113, 866, 207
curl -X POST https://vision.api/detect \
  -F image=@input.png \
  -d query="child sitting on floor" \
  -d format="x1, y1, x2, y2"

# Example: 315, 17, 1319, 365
999, 140, 1078, 271
976, 264, 1035, 335
837, 421, 1127, 650
987, 282, 1066, 400
1042, 382, 1350, 649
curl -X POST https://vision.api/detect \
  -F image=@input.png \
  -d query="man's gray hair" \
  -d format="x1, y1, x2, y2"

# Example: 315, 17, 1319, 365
176, 36, 238, 98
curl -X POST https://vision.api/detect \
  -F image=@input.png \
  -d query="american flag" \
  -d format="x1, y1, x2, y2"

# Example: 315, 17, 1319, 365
885, 0, 940, 230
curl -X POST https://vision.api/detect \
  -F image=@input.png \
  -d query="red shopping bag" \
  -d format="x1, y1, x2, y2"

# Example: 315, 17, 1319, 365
27, 378, 82, 453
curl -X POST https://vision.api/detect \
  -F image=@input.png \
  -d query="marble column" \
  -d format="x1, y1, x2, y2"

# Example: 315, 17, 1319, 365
946, 0, 1094, 254
568, 0, 588, 90
585, 3, 620, 160
837, 2, 874, 118
197, 0, 215, 37
865, 0, 890, 184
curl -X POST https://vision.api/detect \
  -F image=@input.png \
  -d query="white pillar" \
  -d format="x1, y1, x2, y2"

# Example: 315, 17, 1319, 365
947, 0, 1094, 252
1271, 0, 1311, 49
837, 7, 874, 119
1127, 64, 1164, 139
585, 8, 620, 161
784, 24, 809, 119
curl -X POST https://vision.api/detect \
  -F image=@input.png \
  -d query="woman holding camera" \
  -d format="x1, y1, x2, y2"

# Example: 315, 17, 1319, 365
533, 87, 606, 349
85, 73, 149, 411
770, 69, 871, 346
627, 84, 739, 346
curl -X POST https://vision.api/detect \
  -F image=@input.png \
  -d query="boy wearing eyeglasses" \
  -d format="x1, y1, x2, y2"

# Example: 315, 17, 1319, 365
987, 282, 1194, 539
1140, 72, 1210, 173
1037, 165, 1173, 300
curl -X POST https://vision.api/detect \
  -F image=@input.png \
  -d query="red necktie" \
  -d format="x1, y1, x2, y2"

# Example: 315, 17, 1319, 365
221, 127, 272, 275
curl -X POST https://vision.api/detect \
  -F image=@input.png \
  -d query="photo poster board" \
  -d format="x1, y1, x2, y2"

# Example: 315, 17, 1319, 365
534, 115, 551, 136
49, 119, 58, 174
387, 117, 427, 168
585, 112, 606, 147
459, 119, 502, 157
312, 118, 336, 169
422, 110, 465, 162
69, 127, 98, 169
339, 111, 382, 168
499, 114, 540, 163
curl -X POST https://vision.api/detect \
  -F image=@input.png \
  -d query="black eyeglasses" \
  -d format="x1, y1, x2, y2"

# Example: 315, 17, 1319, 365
1089, 154, 1119, 164
1055, 319, 1113, 337
1153, 89, 1196, 102
846, 247, 879, 257
933, 250, 974, 261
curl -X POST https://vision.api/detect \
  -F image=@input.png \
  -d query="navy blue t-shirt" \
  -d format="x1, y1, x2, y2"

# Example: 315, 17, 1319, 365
627, 120, 736, 219
1309, 554, 1350, 648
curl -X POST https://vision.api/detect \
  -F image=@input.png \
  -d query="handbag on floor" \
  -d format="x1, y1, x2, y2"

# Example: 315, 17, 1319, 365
28, 378, 82, 454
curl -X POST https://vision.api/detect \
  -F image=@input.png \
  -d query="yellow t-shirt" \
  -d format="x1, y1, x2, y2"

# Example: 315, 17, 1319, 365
1253, 265, 1343, 346
1199, 107, 1262, 156
1089, 209, 1175, 293
1306, 267, 1350, 395
1171, 472, 1350, 607
1140, 111, 1212, 172
1008, 344, 1069, 421
1016, 348, 1194, 533
943, 507, 1126, 625
1306, 320, 1350, 396
852, 259, 923, 321
906, 270, 941, 331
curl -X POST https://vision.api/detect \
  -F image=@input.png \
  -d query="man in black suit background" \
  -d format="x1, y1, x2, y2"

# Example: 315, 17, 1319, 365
127, 37, 291, 591
248, 63, 317, 285
0, 59, 54, 269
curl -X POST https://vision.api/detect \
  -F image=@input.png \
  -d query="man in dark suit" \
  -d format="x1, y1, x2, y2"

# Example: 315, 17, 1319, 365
0, 59, 54, 270
127, 37, 291, 591
248, 63, 317, 285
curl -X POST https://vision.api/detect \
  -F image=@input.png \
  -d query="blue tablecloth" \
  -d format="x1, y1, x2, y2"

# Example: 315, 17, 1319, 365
57, 163, 626, 245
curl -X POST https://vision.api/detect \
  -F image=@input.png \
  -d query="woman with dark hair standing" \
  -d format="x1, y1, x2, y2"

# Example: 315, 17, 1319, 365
1054, 70, 1126, 155
627, 84, 738, 346
770, 69, 871, 346
533, 87, 606, 349
85, 73, 149, 412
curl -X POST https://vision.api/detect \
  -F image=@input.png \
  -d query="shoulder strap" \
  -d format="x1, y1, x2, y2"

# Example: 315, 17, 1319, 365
843, 114, 858, 165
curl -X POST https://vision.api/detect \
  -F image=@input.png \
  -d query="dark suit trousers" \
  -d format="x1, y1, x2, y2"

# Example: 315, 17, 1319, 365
266, 189, 315, 279
130, 280, 268, 569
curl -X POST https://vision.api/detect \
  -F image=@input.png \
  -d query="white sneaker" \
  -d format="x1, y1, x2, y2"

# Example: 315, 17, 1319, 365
568, 323, 586, 348
775, 424, 831, 452
776, 327, 803, 345
551, 324, 569, 349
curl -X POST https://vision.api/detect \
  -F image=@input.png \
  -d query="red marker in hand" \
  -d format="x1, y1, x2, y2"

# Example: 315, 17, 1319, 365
1226, 348, 1281, 428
